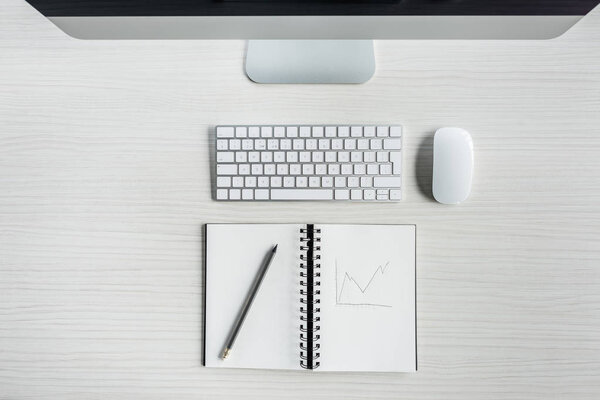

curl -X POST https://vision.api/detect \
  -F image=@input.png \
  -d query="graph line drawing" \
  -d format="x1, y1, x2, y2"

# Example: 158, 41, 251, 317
335, 260, 392, 308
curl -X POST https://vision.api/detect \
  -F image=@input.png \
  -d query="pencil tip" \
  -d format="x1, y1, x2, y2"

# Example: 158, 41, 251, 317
273, 244, 278, 252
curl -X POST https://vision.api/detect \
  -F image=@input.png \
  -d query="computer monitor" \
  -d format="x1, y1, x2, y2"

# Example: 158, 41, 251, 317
25, 1, 599, 83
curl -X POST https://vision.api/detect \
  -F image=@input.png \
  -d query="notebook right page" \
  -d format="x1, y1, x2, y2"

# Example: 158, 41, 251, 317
318, 224, 416, 372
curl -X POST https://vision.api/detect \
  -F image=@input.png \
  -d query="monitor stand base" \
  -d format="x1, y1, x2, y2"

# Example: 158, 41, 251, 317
245, 40, 375, 84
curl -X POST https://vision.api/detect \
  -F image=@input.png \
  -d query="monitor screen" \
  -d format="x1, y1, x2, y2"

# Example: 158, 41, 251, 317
25, 0, 600, 17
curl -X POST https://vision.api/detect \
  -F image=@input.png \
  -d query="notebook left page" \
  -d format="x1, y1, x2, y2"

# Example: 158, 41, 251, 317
204, 224, 303, 370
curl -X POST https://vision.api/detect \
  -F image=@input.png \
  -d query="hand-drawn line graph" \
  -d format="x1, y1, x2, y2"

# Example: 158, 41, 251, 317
335, 260, 392, 308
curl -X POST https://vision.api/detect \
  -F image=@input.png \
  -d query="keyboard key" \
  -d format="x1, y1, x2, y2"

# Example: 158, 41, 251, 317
377, 152, 389, 162
216, 189, 228, 200
338, 126, 350, 137
296, 177, 308, 187
367, 164, 379, 175
328, 164, 340, 175
302, 164, 314, 175
261, 126, 273, 137
318, 139, 330, 150
216, 140, 228, 150
280, 139, 292, 150
338, 152, 350, 162
361, 177, 373, 187
255, 139, 266, 150
370, 139, 382, 150
255, 189, 269, 200
277, 164, 289, 175
239, 164, 250, 175
241, 139, 253, 150
312, 126, 324, 137
325, 152, 337, 162
344, 139, 356, 150
251, 164, 263, 175
331, 139, 343, 150
335, 189, 350, 200
271, 151, 283, 162
383, 138, 402, 150
286, 126, 298, 137
217, 165, 237, 175
309, 177, 321, 187
217, 127, 234, 138
217, 152, 234, 163
312, 152, 324, 162
232, 177, 244, 187
390, 126, 402, 137
245, 176, 257, 187
363, 152, 375, 162
364, 189, 376, 200
351, 126, 362, 137
351, 152, 363, 162
299, 152, 311, 162
293, 139, 304, 150
286, 152, 298, 162
354, 164, 366, 175
351, 189, 363, 200
229, 189, 241, 200
283, 177, 295, 187
376, 126, 389, 137
229, 139, 241, 150
364, 126, 375, 137
341, 164, 353, 175
390, 152, 402, 174
242, 189, 254, 200
271, 176, 282, 187
274, 126, 285, 137
348, 177, 359, 187
260, 152, 272, 162
357, 139, 369, 150
315, 164, 327, 175
235, 152, 247, 163
258, 177, 270, 187
299, 126, 311, 137
374, 177, 402, 187
249, 127, 260, 137
306, 139, 317, 150
267, 139, 279, 150
322, 177, 333, 187
380, 164, 392, 175
235, 127, 247, 137
217, 177, 231, 187
325, 127, 337, 137
271, 189, 333, 200
335, 177, 346, 187
390, 189, 402, 200
290, 164, 301, 175
264, 164, 276, 175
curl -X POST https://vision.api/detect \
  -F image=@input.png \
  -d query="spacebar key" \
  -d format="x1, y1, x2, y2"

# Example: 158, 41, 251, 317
271, 189, 334, 200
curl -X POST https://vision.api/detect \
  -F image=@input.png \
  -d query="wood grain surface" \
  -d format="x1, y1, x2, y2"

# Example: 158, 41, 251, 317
1, 1, 600, 399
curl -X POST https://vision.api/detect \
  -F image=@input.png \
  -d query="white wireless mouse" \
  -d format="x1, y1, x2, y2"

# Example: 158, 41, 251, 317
432, 127, 473, 205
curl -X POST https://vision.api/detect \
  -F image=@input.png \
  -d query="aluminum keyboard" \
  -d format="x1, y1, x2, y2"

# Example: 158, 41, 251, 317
214, 125, 402, 201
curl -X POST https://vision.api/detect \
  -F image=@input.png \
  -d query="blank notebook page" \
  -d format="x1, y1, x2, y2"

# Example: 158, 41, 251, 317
204, 224, 302, 370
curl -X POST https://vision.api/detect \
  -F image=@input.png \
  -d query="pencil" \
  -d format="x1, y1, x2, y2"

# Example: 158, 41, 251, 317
221, 244, 278, 359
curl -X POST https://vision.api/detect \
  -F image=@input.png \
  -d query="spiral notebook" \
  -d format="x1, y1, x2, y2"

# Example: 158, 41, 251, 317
204, 224, 416, 372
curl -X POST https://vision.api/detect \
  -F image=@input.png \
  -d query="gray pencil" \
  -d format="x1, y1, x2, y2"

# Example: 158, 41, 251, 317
221, 244, 278, 360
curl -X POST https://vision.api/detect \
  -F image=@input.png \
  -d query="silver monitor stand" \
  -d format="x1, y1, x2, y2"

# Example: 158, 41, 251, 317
245, 40, 375, 84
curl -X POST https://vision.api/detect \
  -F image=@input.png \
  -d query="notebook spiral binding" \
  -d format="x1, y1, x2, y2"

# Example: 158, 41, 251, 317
299, 224, 321, 370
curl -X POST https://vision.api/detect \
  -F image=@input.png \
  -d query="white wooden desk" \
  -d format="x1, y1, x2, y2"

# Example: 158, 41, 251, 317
1, 1, 600, 399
